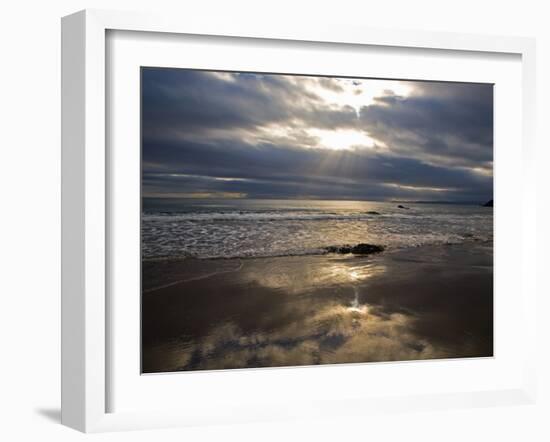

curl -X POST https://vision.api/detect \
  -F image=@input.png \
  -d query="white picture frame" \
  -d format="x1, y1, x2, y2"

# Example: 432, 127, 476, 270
61, 9, 537, 433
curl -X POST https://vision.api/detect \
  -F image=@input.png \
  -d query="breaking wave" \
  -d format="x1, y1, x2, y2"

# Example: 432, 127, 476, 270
142, 203, 493, 260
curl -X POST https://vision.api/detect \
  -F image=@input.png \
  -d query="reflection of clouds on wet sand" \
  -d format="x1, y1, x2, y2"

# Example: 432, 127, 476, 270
142, 246, 493, 373
241, 255, 386, 294
171, 297, 445, 371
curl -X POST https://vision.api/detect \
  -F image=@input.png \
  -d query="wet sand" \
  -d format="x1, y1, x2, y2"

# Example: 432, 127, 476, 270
142, 243, 493, 373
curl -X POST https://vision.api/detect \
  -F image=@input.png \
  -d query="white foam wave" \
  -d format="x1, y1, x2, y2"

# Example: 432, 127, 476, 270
142, 206, 493, 260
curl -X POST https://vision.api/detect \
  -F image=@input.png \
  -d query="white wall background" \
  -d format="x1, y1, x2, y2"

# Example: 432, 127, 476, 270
0, 1, 548, 440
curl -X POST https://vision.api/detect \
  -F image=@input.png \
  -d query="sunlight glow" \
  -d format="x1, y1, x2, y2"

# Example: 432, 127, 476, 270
308, 128, 376, 150
308, 78, 414, 112
206, 71, 237, 82
385, 183, 455, 193
143, 191, 247, 199
470, 166, 493, 177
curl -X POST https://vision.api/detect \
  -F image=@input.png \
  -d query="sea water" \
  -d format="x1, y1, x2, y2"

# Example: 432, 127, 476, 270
142, 199, 493, 260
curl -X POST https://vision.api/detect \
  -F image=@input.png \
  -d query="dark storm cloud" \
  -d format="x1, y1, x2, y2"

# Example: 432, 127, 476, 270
143, 137, 491, 201
359, 82, 493, 169
141, 68, 493, 202
142, 69, 357, 139
142, 70, 299, 136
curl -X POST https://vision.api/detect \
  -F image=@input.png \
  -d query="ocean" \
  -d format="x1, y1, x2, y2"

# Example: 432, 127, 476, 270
141, 198, 493, 261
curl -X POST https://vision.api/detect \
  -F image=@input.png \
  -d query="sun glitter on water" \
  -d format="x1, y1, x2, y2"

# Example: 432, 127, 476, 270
348, 286, 369, 314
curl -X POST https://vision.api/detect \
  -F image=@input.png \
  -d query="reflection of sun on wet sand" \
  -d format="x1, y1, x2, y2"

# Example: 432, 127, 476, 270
142, 242, 493, 373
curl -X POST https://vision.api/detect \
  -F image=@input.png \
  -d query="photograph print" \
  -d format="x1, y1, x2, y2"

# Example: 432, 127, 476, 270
141, 68, 493, 373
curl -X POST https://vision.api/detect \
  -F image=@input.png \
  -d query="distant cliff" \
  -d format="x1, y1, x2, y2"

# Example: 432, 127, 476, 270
482, 199, 493, 207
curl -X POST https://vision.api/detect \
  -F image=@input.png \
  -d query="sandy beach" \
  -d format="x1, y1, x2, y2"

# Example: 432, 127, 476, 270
142, 241, 493, 373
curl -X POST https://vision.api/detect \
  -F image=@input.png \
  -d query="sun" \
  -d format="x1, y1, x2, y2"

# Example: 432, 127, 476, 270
308, 128, 376, 150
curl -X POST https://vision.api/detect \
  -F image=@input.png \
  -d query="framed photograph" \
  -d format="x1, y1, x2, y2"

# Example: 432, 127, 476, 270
61, 9, 537, 432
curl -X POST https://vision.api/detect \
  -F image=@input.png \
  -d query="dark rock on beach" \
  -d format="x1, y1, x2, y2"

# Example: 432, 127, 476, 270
352, 243, 385, 254
397, 205, 410, 209
325, 243, 385, 255
482, 199, 493, 207
365, 211, 381, 215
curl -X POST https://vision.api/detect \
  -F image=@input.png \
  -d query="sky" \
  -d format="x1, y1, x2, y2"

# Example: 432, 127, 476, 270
142, 68, 493, 203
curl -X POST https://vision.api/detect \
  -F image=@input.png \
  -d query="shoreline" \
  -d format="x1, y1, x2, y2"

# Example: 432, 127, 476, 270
141, 237, 493, 263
